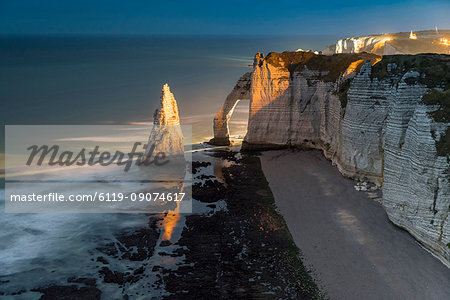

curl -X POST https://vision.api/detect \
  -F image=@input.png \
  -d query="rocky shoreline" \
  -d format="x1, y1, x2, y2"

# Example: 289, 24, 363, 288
161, 149, 321, 299
8, 147, 321, 299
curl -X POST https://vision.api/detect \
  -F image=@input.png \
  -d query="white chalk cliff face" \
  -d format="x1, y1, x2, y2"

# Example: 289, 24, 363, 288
323, 30, 450, 55
323, 35, 391, 55
153, 84, 181, 126
211, 52, 450, 265
146, 84, 184, 157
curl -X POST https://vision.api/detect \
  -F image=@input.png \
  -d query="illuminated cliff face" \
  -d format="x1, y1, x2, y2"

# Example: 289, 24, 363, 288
154, 84, 181, 126
323, 30, 450, 55
146, 84, 184, 156
334, 36, 392, 54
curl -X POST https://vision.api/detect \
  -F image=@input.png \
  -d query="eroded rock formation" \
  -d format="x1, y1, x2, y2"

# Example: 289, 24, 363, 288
211, 52, 450, 265
209, 72, 252, 145
153, 83, 181, 126
146, 83, 184, 156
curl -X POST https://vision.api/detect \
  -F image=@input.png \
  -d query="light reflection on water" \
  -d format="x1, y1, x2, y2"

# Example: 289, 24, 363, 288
161, 203, 182, 241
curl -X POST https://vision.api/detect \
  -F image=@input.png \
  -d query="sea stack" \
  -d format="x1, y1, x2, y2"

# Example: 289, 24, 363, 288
146, 84, 184, 157
154, 83, 181, 126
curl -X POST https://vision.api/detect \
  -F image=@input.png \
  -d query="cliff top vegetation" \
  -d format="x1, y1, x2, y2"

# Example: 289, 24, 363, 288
264, 51, 379, 82
371, 54, 450, 88
422, 88, 450, 123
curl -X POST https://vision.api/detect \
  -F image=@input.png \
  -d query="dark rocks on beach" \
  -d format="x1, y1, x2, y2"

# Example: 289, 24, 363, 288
193, 179, 227, 203
27, 150, 320, 299
93, 216, 162, 287
95, 256, 109, 265
99, 267, 124, 285
117, 228, 159, 261
99, 266, 143, 285
192, 161, 211, 174
152, 265, 164, 272
67, 277, 96, 287
97, 216, 161, 262
205, 149, 239, 161
33, 285, 101, 300
197, 174, 215, 180
159, 240, 172, 247
95, 242, 117, 257
132, 266, 145, 276
161, 152, 321, 299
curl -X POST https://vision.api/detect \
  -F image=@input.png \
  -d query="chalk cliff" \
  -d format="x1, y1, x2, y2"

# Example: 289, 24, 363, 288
323, 30, 450, 55
211, 52, 450, 265
146, 84, 184, 156
153, 83, 181, 126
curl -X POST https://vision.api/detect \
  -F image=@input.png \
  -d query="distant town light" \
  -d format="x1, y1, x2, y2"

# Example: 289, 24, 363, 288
440, 38, 450, 46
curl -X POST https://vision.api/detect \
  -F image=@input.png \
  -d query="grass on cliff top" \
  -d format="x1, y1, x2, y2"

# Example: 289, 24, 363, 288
302, 53, 379, 82
386, 38, 450, 56
371, 54, 450, 88
264, 51, 380, 82
436, 127, 450, 158
334, 79, 351, 109
264, 51, 316, 69
422, 89, 450, 123
424, 89, 450, 157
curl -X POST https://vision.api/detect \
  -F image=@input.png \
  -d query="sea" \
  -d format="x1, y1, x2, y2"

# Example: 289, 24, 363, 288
0, 35, 339, 297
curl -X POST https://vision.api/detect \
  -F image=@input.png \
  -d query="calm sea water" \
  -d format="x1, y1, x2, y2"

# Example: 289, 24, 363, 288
0, 35, 339, 296
0, 35, 338, 144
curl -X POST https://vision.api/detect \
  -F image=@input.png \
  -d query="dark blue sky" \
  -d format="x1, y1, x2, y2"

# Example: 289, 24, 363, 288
0, 0, 449, 36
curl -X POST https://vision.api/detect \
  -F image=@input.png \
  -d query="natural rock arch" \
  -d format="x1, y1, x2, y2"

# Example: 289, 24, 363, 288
209, 72, 252, 145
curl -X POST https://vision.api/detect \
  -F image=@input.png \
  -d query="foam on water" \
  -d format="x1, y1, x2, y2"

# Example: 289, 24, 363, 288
0, 188, 149, 293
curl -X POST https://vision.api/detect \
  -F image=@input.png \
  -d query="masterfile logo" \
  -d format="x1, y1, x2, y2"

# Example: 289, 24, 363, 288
25, 142, 170, 172
4, 125, 192, 213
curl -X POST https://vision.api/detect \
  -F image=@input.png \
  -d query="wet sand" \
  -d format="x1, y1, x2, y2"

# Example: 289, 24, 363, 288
260, 149, 450, 300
